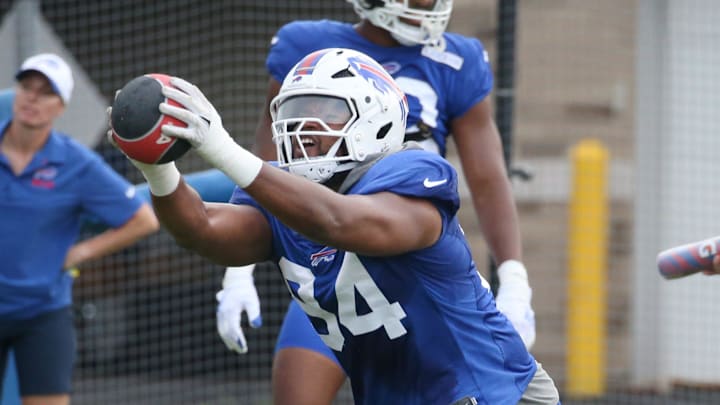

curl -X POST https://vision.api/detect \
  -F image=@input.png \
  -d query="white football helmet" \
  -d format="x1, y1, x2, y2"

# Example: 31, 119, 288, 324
347, 0, 453, 46
270, 48, 408, 183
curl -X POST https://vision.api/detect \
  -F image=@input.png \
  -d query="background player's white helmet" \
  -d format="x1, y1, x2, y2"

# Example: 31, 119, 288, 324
270, 48, 408, 183
347, 0, 453, 46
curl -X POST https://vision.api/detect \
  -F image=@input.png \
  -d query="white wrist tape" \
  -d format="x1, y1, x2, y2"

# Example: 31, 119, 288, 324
133, 161, 181, 197
497, 260, 529, 285
197, 135, 263, 188
223, 263, 256, 289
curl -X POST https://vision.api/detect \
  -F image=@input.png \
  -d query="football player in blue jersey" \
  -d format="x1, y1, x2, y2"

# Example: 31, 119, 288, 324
119, 47, 559, 405
214, 1, 539, 404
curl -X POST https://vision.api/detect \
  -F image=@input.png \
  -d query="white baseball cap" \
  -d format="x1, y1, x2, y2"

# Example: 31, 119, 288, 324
16, 53, 74, 104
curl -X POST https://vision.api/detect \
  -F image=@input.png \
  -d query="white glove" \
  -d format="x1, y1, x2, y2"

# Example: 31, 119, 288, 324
495, 260, 536, 350
158, 77, 263, 188
216, 264, 262, 354
106, 106, 180, 196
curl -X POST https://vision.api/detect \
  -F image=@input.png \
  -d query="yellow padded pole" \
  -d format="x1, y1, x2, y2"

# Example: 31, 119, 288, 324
566, 138, 609, 397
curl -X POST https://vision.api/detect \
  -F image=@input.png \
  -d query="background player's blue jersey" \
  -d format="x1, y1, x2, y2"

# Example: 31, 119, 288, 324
266, 20, 493, 157
230, 150, 536, 405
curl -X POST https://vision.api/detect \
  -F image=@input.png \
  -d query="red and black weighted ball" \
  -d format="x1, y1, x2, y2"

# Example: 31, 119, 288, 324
110, 73, 191, 164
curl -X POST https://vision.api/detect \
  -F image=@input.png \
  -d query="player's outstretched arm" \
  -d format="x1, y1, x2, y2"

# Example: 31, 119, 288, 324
452, 98, 536, 349
108, 114, 271, 266
244, 172, 443, 256
148, 177, 272, 265
159, 77, 442, 256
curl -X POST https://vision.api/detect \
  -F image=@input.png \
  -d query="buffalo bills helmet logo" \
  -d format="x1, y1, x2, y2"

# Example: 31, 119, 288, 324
347, 55, 407, 123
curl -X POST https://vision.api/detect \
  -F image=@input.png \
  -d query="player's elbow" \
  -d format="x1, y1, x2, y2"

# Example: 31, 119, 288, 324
170, 226, 234, 264
173, 233, 220, 262
316, 217, 402, 255
296, 208, 359, 249
307, 217, 346, 246
172, 233, 199, 251
158, 217, 207, 253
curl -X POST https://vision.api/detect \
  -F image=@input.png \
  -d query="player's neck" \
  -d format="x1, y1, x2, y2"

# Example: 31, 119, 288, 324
354, 21, 402, 47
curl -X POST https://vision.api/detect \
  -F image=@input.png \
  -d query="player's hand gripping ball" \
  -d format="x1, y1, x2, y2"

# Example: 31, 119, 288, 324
110, 73, 191, 164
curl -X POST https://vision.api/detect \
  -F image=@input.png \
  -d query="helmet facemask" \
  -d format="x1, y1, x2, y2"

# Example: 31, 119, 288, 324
348, 0, 453, 46
271, 93, 360, 183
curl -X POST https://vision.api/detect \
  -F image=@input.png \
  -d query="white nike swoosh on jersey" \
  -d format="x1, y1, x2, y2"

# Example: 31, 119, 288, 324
423, 178, 447, 188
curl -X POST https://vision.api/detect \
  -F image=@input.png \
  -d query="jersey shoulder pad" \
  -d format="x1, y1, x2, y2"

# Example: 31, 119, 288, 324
442, 33, 488, 61
352, 150, 460, 215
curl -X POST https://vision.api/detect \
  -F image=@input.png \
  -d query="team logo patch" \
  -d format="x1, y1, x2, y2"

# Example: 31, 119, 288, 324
31, 166, 57, 189
310, 247, 337, 267
382, 61, 401, 75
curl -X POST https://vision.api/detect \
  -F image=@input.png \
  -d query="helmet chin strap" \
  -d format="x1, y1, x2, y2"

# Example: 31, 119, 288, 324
390, 31, 421, 46
335, 161, 359, 173
289, 159, 358, 184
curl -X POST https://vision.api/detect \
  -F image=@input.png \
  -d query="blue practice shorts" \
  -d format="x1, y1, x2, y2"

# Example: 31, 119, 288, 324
274, 300, 343, 369
0, 307, 76, 396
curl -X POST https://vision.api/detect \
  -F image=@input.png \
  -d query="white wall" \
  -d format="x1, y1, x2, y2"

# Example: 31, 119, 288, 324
634, 0, 720, 388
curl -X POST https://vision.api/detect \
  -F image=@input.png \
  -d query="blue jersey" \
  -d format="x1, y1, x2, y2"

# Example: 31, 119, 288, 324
267, 20, 493, 157
230, 150, 535, 405
0, 120, 144, 319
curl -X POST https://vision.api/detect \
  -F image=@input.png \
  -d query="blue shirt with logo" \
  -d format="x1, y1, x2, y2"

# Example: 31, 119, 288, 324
0, 119, 144, 319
